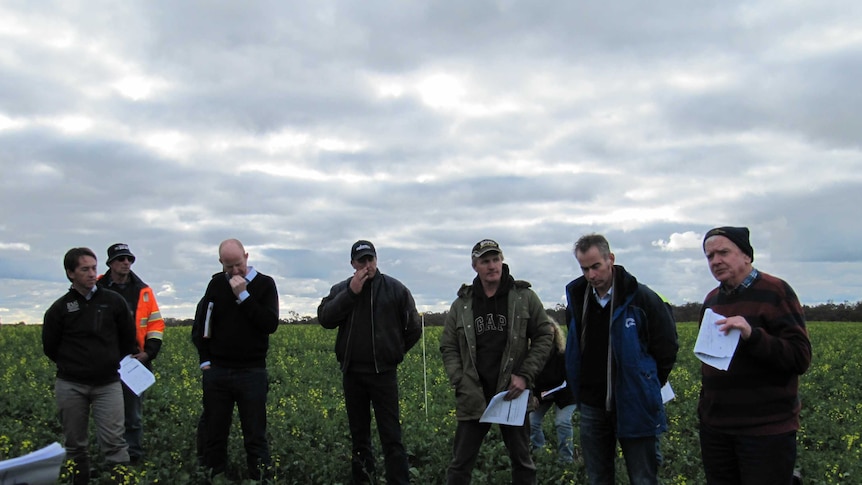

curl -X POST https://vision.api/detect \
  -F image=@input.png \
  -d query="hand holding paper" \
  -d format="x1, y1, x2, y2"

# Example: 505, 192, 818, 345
480, 390, 530, 426
693, 308, 741, 371
120, 354, 156, 396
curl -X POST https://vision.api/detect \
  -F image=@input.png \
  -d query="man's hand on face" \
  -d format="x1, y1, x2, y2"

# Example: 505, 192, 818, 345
229, 275, 247, 298
350, 267, 372, 295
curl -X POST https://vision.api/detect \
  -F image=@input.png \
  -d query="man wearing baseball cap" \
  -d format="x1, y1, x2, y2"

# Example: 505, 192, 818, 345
318, 240, 422, 485
699, 227, 811, 484
440, 239, 554, 484
97, 243, 165, 465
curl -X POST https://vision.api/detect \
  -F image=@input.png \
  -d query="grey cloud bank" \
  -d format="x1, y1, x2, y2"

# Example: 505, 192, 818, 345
1, 1, 860, 324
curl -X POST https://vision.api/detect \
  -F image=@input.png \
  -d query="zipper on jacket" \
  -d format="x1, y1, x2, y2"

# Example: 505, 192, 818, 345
371, 285, 379, 374
342, 308, 354, 373
605, 297, 614, 412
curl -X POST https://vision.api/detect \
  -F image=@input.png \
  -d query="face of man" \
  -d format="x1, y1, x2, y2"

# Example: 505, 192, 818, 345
575, 245, 615, 296
219, 244, 249, 277
472, 252, 503, 288
108, 255, 133, 281
704, 235, 752, 288
350, 254, 378, 279
68, 255, 98, 294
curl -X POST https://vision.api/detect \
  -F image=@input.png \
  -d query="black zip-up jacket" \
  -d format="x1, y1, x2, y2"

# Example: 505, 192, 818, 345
42, 287, 136, 385
318, 271, 422, 373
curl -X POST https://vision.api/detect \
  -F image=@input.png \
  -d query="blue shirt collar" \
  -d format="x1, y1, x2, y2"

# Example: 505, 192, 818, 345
722, 268, 759, 295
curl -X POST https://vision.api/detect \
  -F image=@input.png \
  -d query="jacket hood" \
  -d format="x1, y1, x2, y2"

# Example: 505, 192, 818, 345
471, 263, 513, 300
458, 263, 528, 298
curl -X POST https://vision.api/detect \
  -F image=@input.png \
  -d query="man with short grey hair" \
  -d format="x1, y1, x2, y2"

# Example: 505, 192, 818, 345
564, 234, 678, 485
698, 226, 811, 484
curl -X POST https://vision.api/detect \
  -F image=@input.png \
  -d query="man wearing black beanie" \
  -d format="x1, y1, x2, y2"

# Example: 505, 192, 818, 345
698, 226, 811, 484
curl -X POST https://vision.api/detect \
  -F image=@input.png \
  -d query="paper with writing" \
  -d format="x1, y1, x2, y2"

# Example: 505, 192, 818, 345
120, 354, 156, 396
479, 390, 530, 426
694, 308, 740, 371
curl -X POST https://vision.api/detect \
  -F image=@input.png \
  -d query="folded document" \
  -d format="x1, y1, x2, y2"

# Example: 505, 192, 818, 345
479, 390, 530, 426
0, 441, 65, 485
694, 308, 741, 371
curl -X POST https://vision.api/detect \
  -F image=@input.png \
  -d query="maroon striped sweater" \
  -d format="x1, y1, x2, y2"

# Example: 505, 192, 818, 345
698, 270, 812, 435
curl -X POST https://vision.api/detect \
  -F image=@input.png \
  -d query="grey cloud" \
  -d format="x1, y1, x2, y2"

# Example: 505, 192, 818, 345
1, 1, 860, 324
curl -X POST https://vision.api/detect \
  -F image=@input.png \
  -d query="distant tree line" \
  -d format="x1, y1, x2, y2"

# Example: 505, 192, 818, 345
4, 300, 860, 327
152, 300, 862, 328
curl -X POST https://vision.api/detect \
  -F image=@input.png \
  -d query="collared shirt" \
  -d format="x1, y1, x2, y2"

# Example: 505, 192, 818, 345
722, 268, 759, 295
592, 285, 614, 308
236, 266, 257, 303
73, 285, 98, 301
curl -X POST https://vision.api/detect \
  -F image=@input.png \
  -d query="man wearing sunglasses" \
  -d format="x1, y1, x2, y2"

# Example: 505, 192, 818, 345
97, 243, 165, 466
318, 240, 422, 485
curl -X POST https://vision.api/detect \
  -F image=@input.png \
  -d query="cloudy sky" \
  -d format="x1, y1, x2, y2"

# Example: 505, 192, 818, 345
1, 0, 860, 324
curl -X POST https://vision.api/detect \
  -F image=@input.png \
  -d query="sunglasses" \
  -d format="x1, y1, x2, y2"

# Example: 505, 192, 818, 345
114, 256, 135, 263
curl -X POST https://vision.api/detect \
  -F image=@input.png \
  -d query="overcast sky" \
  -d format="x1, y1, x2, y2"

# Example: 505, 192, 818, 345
1, 0, 860, 324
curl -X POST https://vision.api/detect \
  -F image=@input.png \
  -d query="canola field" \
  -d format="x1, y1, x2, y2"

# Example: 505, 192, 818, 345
0, 322, 860, 484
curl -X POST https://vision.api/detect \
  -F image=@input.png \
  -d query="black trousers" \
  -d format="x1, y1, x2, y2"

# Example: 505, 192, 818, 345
342, 369, 409, 485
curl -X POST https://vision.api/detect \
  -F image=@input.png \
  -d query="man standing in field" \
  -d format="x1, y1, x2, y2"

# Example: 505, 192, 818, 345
191, 238, 280, 481
97, 243, 164, 465
564, 233, 678, 485
42, 247, 137, 485
318, 240, 422, 485
440, 239, 554, 485
699, 227, 811, 484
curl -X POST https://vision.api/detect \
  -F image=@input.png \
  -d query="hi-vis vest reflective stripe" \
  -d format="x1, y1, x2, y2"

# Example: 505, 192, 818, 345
135, 287, 164, 348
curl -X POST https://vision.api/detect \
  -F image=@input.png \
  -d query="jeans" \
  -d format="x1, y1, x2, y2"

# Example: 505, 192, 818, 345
122, 382, 144, 461
202, 366, 271, 479
446, 418, 536, 485
55, 378, 129, 465
579, 403, 658, 485
699, 423, 797, 485
529, 402, 576, 462
343, 369, 409, 485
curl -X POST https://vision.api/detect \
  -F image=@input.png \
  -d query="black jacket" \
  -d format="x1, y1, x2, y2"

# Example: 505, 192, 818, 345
42, 287, 136, 385
318, 271, 422, 373
534, 349, 577, 408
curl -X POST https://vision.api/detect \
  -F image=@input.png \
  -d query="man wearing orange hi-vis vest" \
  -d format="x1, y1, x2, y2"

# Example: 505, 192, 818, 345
97, 243, 165, 466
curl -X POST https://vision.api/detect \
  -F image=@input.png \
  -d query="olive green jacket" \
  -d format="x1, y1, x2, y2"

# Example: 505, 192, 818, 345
439, 279, 554, 420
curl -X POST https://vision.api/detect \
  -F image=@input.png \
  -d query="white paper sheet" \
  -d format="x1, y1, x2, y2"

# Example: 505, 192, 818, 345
120, 354, 156, 396
479, 390, 530, 426
661, 381, 675, 403
694, 308, 741, 371
0, 441, 65, 485
540, 381, 567, 399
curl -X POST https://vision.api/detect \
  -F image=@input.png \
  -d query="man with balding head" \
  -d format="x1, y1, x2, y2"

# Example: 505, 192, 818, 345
192, 239, 280, 481
699, 226, 811, 485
